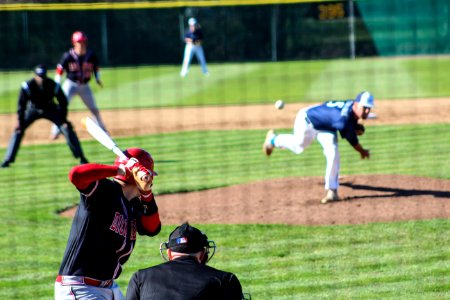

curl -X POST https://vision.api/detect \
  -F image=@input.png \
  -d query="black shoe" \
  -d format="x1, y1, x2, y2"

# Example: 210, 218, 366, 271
1, 161, 11, 168
80, 157, 89, 164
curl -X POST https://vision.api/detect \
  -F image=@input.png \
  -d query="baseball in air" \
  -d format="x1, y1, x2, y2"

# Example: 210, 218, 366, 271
275, 99, 285, 110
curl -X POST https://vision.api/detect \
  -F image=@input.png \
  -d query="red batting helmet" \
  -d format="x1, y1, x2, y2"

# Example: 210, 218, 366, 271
114, 148, 157, 183
72, 31, 88, 44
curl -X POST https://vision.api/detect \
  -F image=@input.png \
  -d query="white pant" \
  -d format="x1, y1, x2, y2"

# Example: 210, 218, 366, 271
274, 109, 340, 190
51, 79, 107, 135
54, 277, 124, 300
180, 43, 209, 77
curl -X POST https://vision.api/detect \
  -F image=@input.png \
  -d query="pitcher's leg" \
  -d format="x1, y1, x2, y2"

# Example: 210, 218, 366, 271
272, 109, 316, 154
317, 132, 340, 190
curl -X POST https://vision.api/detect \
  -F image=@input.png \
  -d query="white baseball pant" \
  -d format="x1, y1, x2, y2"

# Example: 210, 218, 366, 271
273, 108, 340, 190
180, 43, 209, 77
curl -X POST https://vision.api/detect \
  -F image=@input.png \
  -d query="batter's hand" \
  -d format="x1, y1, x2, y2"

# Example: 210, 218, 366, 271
118, 157, 139, 179
132, 167, 153, 193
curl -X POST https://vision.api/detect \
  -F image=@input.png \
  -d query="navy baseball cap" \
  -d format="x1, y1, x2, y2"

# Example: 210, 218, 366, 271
167, 223, 208, 253
355, 91, 374, 108
34, 64, 47, 78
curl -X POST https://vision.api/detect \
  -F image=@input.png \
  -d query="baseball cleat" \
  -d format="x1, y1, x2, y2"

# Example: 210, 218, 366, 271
1, 161, 11, 168
263, 130, 276, 156
321, 189, 340, 204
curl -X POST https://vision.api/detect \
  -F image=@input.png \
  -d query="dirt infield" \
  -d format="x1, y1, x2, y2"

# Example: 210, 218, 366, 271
156, 175, 450, 225
2, 98, 449, 225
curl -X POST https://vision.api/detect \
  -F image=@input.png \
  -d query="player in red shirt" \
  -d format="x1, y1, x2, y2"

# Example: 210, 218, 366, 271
55, 148, 161, 300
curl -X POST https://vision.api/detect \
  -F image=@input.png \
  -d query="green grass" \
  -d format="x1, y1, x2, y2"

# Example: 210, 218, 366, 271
0, 123, 449, 299
1, 56, 450, 113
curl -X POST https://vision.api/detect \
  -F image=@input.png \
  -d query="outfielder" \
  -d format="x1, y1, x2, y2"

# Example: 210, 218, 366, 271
1, 64, 87, 168
180, 18, 209, 77
51, 31, 107, 139
263, 91, 374, 203
55, 148, 161, 300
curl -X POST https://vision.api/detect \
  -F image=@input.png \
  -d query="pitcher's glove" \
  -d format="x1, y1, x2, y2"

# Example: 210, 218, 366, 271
355, 123, 365, 136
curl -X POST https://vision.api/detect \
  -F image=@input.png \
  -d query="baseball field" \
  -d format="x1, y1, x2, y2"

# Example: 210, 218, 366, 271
0, 57, 449, 299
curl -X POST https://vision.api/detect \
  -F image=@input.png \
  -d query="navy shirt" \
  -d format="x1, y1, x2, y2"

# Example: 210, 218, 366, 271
306, 100, 360, 146
18, 78, 67, 125
59, 179, 141, 280
57, 48, 99, 84
185, 28, 204, 43
126, 256, 243, 300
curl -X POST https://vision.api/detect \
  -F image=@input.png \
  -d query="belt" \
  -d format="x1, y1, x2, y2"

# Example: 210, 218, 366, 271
67, 79, 87, 85
56, 275, 113, 288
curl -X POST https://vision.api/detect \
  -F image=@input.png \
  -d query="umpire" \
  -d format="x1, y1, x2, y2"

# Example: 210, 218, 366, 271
126, 222, 246, 300
1, 64, 87, 168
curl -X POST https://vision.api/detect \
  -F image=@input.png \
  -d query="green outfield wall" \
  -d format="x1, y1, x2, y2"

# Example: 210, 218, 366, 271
0, 0, 448, 69
357, 0, 450, 56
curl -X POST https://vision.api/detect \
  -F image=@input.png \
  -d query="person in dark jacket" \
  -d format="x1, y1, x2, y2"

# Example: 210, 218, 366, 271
1, 64, 87, 168
126, 222, 245, 300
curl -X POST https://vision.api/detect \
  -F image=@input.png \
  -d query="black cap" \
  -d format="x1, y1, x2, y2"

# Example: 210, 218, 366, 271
34, 64, 47, 78
167, 223, 208, 253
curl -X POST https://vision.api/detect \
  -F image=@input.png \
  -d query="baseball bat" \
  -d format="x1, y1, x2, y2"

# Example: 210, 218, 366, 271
81, 117, 127, 160
81, 117, 150, 181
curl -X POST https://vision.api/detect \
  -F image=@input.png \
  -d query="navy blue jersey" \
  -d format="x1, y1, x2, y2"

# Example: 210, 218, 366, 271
306, 100, 360, 146
57, 48, 99, 84
126, 256, 243, 300
185, 28, 204, 43
59, 179, 141, 280
18, 78, 67, 125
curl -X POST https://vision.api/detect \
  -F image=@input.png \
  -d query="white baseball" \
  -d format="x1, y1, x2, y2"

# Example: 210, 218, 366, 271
275, 99, 284, 110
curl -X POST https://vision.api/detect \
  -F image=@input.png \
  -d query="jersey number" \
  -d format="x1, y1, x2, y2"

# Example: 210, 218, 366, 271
326, 101, 346, 109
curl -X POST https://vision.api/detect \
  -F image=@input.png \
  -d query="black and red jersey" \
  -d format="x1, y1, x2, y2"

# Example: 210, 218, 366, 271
59, 178, 152, 280
56, 48, 100, 84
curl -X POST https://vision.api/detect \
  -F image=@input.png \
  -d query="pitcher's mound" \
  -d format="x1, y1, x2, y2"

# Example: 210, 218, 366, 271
156, 175, 450, 225
60, 175, 450, 226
